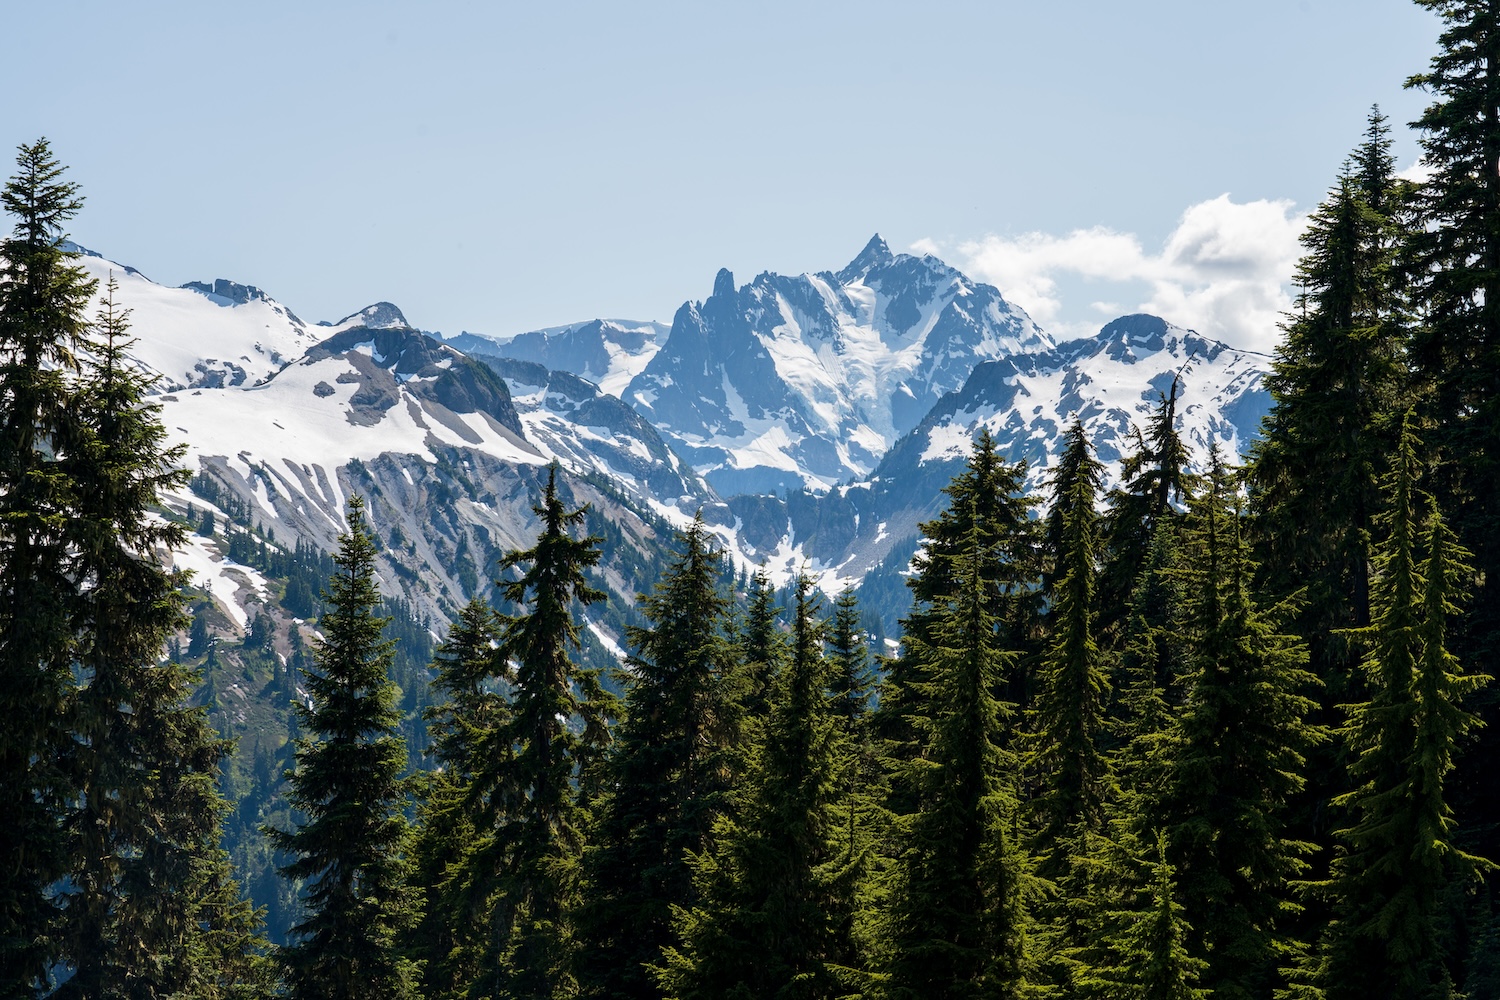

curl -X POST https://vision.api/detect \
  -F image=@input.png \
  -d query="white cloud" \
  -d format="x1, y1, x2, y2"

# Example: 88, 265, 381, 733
1397, 157, 1433, 184
919, 194, 1308, 354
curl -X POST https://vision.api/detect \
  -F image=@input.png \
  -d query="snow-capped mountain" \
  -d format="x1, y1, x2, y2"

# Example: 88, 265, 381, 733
709, 314, 1272, 623
67, 249, 712, 630
622, 235, 1053, 495
70, 246, 324, 391
72, 239, 1273, 641
899, 313, 1269, 481
464, 351, 713, 503
446, 319, 669, 398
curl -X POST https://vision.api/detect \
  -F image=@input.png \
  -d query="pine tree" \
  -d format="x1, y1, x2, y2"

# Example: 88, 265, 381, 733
174, 843, 277, 1000
827, 586, 874, 731
1311, 416, 1491, 1000
823, 584, 884, 961
876, 429, 1038, 771
406, 768, 482, 1000
1249, 108, 1405, 698
57, 275, 268, 997
883, 505, 1034, 1000
267, 496, 419, 999
739, 566, 787, 722
406, 597, 503, 999
1089, 833, 1210, 1000
576, 516, 742, 1000
658, 575, 861, 1000
1405, 0, 1500, 867
1148, 455, 1321, 1000
468, 465, 615, 999
425, 596, 505, 779
0, 137, 95, 991
1098, 378, 1197, 637
1031, 421, 1111, 855
1113, 521, 1185, 786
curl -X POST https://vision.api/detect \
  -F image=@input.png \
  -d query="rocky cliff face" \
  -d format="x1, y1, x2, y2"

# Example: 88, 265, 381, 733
622, 235, 1053, 495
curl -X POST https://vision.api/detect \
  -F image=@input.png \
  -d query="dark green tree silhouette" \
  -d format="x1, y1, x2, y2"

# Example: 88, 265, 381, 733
883, 504, 1035, 1000
1099, 378, 1197, 638
406, 597, 504, 999
659, 576, 861, 1000
1404, 0, 1500, 880
1031, 421, 1111, 855
1310, 416, 1491, 1000
1249, 108, 1406, 699
0, 137, 95, 991
577, 516, 742, 1000
1149, 456, 1321, 1000
468, 465, 615, 999
57, 276, 269, 997
268, 497, 419, 999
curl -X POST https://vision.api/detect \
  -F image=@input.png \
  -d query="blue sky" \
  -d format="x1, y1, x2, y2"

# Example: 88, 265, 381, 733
2, 1, 1440, 352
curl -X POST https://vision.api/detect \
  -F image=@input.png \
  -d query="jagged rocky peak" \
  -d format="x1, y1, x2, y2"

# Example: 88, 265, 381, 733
332, 301, 410, 330
1098, 313, 1172, 349
623, 235, 1054, 496
311, 324, 454, 376
711, 267, 736, 300
837, 232, 894, 282
182, 278, 275, 307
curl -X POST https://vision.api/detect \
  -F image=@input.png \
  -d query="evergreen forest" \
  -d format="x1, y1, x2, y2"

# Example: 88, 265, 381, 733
5, 2, 1500, 996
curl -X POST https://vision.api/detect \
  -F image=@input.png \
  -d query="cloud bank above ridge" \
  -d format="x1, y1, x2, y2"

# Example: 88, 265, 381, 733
914, 194, 1309, 356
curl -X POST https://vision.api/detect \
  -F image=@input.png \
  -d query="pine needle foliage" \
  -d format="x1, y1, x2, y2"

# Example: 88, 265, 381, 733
407, 597, 503, 999
877, 430, 1037, 779
1405, 0, 1500, 881
827, 586, 874, 731
1310, 415, 1491, 1000
469, 464, 616, 999
739, 566, 788, 723
0, 138, 95, 992
1099, 378, 1197, 637
268, 496, 419, 1000
882, 508, 1034, 1000
57, 276, 268, 998
1031, 421, 1111, 855
1249, 109, 1406, 695
658, 575, 861, 1000
1150, 455, 1321, 1000
577, 515, 742, 1000
1110, 833, 1211, 1000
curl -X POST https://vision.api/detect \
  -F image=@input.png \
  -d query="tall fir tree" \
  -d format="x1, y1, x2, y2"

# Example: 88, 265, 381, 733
56, 276, 268, 997
1031, 421, 1111, 856
1249, 108, 1406, 700
576, 515, 742, 1000
424, 595, 506, 780
1101, 833, 1210, 1000
1148, 454, 1321, 1000
882, 503, 1034, 1000
876, 430, 1038, 772
658, 575, 861, 1000
738, 566, 787, 723
0, 137, 95, 992
468, 465, 615, 999
267, 497, 419, 1000
1405, 0, 1500, 866
1098, 378, 1197, 639
1310, 415, 1491, 1000
1112, 521, 1186, 791
406, 596, 504, 999
827, 586, 874, 731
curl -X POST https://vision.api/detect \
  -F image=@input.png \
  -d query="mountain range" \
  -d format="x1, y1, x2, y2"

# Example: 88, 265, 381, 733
72, 235, 1272, 640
